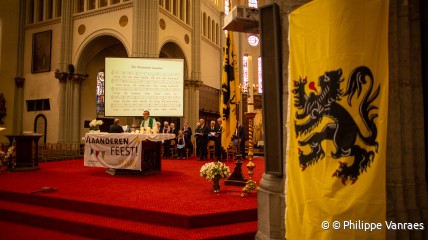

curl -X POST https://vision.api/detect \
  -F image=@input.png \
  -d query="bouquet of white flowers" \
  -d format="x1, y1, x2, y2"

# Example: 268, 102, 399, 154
200, 161, 231, 180
89, 119, 103, 131
0, 145, 15, 171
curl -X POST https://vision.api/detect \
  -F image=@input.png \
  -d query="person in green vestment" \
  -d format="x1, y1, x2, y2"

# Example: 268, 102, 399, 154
140, 110, 156, 130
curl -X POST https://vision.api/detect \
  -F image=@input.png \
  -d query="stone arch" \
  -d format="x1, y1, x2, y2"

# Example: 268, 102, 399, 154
159, 41, 188, 80
75, 34, 128, 138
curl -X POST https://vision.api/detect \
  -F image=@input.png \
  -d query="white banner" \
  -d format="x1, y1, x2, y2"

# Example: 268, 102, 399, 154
84, 133, 176, 171
84, 133, 143, 170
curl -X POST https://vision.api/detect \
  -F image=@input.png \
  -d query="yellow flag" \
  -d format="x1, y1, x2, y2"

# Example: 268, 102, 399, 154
287, 0, 389, 239
220, 31, 240, 150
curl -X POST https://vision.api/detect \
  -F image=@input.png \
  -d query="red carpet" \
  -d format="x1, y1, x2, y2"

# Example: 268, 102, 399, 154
0, 157, 264, 239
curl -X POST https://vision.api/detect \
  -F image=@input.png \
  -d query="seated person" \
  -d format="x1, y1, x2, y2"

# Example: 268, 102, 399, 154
109, 118, 124, 133
176, 130, 186, 159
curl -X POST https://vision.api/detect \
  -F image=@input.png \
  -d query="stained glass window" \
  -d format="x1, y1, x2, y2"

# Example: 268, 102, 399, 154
248, 0, 257, 8
96, 71, 105, 114
258, 56, 263, 93
242, 54, 249, 93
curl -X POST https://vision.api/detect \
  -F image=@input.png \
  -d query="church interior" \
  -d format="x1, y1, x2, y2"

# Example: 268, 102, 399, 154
0, 0, 427, 239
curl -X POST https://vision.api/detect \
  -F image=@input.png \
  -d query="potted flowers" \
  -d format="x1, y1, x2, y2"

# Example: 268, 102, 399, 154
200, 161, 231, 192
89, 119, 103, 132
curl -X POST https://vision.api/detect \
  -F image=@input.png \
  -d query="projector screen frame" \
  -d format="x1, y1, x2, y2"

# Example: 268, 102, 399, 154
104, 57, 185, 117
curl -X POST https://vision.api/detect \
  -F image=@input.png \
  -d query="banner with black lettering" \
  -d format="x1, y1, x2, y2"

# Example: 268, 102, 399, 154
84, 133, 142, 170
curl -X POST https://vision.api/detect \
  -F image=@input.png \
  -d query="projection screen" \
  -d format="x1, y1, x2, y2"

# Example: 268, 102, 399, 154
105, 57, 184, 117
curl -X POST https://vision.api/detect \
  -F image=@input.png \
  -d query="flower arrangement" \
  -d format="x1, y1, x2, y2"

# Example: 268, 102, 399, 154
89, 119, 103, 131
0, 145, 15, 171
200, 161, 231, 180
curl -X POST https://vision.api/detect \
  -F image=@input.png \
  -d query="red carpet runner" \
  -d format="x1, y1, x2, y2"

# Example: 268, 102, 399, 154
0, 157, 264, 239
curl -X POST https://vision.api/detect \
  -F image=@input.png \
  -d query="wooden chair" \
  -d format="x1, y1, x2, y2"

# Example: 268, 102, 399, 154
207, 140, 216, 159
169, 139, 177, 158
192, 139, 196, 157
226, 143, 236, 161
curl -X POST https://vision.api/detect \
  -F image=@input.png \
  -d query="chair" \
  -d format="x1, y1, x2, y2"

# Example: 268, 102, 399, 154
169, 139, 177, 158
192, 139, 196, 157
207, 140, 216, 159
226, 144, 236, 161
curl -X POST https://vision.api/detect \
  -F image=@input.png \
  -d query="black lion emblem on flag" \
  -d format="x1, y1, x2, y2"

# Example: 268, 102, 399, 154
293, 66, 380, 184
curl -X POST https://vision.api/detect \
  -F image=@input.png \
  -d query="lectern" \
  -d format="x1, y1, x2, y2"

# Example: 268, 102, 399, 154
5, 134, 43, 171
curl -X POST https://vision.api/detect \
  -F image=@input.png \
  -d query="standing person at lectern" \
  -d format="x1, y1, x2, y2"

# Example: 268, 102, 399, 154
140, 110, 156, 130
109, 119, 124, 133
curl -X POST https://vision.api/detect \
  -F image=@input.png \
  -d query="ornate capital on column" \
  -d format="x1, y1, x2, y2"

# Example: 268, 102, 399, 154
185, 79, 203, 88
72, 73, 88, 84
54, 70, 68, 83
14, 77, 25, 88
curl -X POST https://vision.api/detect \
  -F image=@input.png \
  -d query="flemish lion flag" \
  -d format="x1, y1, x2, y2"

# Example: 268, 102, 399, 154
287, 0, 389, 239
220, 31, 240, 150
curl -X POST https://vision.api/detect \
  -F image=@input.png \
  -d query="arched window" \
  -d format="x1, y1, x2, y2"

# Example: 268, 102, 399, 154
173, 0, 177, 16
96, 71, 105, 114
180, 0, 185, 21
88, 0, 96, 10
203, 13, 207, 36
216, 23, 219, 45
186, 0, 190, 24
37, 0, 44, 21
46, 0, 53, 20
28, 0, 35, 23
56, 0, 62, 17
208, 16, 211, 39
212, 20, 215, 42
99, 0, 108, 8
159, 0, 163, 7
165, 0, 170, 11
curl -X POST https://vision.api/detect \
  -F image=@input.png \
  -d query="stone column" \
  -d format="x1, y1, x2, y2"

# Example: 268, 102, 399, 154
55, 73, 67, 143
13, 78, 25, 135
72, 75, 86, 144
132, 0, 159, 57
12, 0, 26, 135
184, 79, 190, 122
190, 0, 202, 122
387, 1, 428, 240
256, 174, 285, 240
256, 1, 311, 240
193, 80, 202, 124
57, 0, 74, 143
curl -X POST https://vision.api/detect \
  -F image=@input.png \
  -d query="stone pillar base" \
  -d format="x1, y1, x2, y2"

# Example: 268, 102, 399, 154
256, 173, 285, 240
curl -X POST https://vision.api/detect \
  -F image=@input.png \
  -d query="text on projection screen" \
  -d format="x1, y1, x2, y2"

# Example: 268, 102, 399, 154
105, 57, 184, 117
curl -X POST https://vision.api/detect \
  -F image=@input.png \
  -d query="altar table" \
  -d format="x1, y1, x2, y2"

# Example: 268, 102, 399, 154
84, 132, 175, 175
